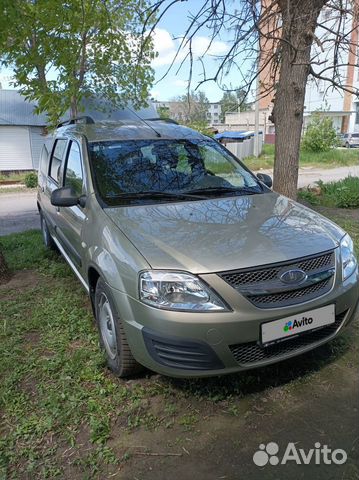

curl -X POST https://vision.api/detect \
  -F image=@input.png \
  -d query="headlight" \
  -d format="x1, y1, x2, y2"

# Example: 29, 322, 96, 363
340, 234, 357, 280
139, 271, 229, 311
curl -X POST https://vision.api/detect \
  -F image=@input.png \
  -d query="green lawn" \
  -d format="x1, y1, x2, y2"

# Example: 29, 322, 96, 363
0, 213, 358, 478
243, 144, 359, 171
0, 172, 32, 183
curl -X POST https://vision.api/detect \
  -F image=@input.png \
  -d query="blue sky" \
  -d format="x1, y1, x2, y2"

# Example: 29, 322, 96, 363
151, 1, 238, 102
0, 1, 240, 103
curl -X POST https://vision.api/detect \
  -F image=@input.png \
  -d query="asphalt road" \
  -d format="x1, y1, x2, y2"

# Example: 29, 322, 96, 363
256, 164, 359, 188
0, 164, 358, 236
0, 191, 40, 236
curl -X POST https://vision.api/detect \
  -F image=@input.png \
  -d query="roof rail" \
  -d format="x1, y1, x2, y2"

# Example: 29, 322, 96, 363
146, 118, 179, 125
57, 116, 95, 128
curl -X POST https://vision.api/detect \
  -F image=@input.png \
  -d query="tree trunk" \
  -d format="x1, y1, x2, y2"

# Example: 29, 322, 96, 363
70, 96, 78, 119
271, 0, 327, 199
0, 248, 10, 285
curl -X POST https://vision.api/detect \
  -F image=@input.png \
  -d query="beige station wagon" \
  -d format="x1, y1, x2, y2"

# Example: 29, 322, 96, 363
37, 116, 359, 377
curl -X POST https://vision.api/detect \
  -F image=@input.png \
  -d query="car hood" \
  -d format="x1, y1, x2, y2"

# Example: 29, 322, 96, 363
105, 192, 344, 273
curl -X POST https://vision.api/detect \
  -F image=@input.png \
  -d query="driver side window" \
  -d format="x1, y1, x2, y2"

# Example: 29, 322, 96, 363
64, 142, 84, 197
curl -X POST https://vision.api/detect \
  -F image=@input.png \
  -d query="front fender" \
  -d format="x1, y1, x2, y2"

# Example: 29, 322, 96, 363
87, 226, 150, 298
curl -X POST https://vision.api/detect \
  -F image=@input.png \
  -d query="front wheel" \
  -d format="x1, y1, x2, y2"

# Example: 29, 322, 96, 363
95, 277, 142, 377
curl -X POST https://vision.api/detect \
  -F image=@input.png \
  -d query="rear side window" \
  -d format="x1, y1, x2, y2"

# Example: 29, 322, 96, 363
64, 141, 84, 196
49, 139, 67, 183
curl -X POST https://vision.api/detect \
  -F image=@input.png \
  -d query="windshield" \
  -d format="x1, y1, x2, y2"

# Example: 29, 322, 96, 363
89, 139, 264, 205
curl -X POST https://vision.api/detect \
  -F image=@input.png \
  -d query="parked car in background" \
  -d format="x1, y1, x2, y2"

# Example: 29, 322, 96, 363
37, 116, 359, 378
341, 133, 359, 148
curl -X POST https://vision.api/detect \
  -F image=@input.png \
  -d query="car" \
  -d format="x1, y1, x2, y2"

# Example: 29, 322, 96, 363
341, 133, 359, 148
37, 116, 359, 378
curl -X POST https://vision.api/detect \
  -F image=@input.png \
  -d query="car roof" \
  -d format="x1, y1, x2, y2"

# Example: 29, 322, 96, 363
56, 120, 208, 143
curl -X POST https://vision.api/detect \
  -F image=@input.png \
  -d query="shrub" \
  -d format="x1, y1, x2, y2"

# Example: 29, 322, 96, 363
185, 121, 214, 137
302, 114, 339, 152
317, 176, 359, 208
24, 171, 38, 188
299, 176, 359, 208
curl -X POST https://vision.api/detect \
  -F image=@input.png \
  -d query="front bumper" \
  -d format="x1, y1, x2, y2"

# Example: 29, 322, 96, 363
111, 266, 359, 377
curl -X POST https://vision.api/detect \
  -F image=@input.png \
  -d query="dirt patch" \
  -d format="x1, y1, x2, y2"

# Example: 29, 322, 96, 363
0, 270, 42, 298
299, 201, 359, 222
0, 180, 22, 186
23, 330, 41, 346
19, 374, 38, 398
314, 205, 359, 222
116, 351, 359, 480
0, 249, 11, 285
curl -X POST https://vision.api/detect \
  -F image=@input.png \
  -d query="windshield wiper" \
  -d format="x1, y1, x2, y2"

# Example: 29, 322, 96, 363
184, 186, 262, 196
107, 191, 205, 201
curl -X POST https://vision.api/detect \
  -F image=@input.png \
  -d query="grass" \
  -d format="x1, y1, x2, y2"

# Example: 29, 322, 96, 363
0, 216, 358, 478
243, 144, 359, 170
0, 172, 32, 183
299, 176, 359, 209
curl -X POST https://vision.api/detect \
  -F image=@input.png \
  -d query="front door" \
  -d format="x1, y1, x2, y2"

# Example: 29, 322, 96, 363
55, 140, 88, 275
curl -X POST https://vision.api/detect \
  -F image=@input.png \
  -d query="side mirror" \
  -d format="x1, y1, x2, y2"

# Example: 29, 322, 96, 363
257, 173, 273, 188
51, 187, 84, 207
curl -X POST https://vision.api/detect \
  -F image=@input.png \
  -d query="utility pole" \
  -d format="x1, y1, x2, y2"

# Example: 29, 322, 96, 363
253, 70, 260, 157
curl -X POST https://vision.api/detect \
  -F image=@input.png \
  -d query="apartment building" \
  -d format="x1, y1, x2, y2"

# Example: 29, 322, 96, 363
258, 2, 359, 134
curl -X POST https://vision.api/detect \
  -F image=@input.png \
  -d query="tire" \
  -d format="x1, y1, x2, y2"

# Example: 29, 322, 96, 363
346, 142, 350, 149
94, 277, 142, 377
40, 212, 56, 250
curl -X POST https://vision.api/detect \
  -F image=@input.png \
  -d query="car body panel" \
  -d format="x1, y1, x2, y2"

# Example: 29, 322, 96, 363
105, 192, 344, 273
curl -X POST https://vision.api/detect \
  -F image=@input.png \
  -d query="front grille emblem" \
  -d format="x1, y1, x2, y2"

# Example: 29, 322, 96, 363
279, 269, 308, 285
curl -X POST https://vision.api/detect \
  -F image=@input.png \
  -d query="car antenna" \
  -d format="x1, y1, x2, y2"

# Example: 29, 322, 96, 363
127, 107, 162, 138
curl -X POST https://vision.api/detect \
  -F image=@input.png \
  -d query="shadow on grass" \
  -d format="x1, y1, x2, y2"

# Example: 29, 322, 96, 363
155, 326, 356, 401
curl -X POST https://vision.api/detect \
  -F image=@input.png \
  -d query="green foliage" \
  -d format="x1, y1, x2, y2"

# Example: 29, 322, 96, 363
186, 121, 214, 136
302, 114, 339, 152
24, 172, 38, 188
172, 90, 210, 124
299, 176, 359, 208
0, 172, 28, 183
219, 89, 250, 122
157, 106, 170, 119
0, 0, 155, 127
317, 177, 359, 208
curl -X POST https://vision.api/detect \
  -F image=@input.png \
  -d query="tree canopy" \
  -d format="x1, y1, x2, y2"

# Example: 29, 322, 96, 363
141, 0, 359, 199
219, 90, 251, 123
0, 0, 155, 126
172, 90, 210, 124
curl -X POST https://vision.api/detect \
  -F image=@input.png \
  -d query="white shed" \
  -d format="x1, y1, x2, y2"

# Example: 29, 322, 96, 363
0, 90, 48, 171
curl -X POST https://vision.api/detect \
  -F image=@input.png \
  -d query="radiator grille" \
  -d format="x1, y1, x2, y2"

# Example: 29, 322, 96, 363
219, 251, 335, 308
229, 311, 346, 366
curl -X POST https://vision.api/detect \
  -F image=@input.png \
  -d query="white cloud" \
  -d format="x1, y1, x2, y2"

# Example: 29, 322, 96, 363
151, 28, 228, 68
191, 36, 228, 56
173, 79, 188, 88
150, 90, 161, 99
152, 28, 175, 54
151, 28, 186, 67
